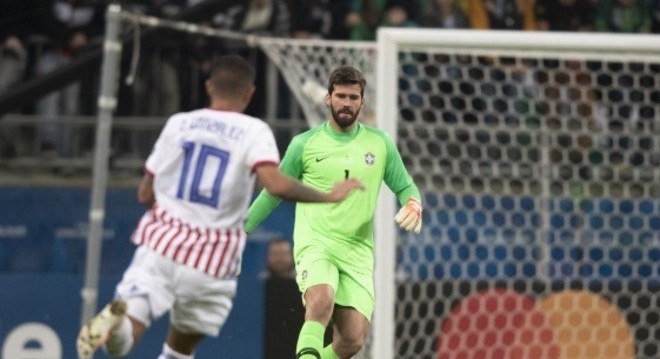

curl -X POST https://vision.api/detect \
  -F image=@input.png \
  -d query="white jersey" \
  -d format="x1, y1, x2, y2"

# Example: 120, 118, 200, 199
132, 108, 279, 278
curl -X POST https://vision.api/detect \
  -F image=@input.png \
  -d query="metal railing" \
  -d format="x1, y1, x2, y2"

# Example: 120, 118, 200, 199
0, 114, 308, 184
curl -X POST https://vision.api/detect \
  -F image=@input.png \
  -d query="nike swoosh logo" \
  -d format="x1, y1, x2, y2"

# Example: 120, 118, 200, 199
315, 157, 328, 162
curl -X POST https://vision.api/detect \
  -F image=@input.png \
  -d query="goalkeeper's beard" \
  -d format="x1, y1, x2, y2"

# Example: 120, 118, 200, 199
330, 104, 360, 129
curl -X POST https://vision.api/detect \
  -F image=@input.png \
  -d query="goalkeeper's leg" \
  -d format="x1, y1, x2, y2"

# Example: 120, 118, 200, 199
328, 306, 370, 359
296, 284, 335, 358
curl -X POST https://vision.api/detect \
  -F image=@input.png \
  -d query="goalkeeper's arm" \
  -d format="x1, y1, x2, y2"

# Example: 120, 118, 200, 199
246, 165, 363, 234
380, 131, 423, 234
395, 196, 422, 234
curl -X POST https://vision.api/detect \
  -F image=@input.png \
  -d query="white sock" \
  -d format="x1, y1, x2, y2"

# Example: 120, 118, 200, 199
103, 316, 134, 357
157, 343, 194, 359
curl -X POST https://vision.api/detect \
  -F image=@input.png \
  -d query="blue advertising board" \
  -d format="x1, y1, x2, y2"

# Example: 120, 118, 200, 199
0, 187, 295, 359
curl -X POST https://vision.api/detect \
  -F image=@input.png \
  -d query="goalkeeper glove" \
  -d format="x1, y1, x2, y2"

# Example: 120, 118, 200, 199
394, 197, 422, 234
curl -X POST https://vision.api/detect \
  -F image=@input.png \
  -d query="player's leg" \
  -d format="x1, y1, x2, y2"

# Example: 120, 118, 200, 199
156, 326, 204, 359
328, 306, 370, 359
77, 245, 176, 358
297, 284, 335, 358
304, 284, 335, 325
165, 262, 238, 358
295, 246, 339, 358
322, 265, 374, 358
76, 296, 154, 358
77, 299, 133, 358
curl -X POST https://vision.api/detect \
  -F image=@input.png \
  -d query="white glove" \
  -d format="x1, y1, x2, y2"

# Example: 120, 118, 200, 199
394, 197, 422, 234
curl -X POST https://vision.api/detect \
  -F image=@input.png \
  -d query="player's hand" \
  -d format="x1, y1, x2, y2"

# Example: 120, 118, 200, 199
327, 178, 364, 202
395, 197, 422, 234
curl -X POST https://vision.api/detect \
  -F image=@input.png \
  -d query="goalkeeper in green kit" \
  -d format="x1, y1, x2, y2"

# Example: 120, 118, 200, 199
246, 66, 422, 359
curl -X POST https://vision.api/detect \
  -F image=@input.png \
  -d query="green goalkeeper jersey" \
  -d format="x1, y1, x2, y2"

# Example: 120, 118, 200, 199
246, 121, 420, 253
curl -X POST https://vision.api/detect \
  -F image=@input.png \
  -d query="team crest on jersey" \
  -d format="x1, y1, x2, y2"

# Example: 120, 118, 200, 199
365, 152, 375, 165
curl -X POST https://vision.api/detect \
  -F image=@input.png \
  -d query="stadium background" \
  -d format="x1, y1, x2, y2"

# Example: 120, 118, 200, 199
0, 186, 296, 358
1, 0, 659, 358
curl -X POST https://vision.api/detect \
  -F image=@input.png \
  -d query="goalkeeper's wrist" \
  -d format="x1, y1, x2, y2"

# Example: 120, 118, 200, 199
407, 197, 421, 207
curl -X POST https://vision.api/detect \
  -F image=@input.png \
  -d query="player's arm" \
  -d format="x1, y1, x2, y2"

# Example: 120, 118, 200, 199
246, 168, 362, 234
381, 133, 423, 234
137, 114, 179, 209
137, 171, 155, 208
246, 135, 363, 233
255, 164, 362, 203
247, 131, 306, 233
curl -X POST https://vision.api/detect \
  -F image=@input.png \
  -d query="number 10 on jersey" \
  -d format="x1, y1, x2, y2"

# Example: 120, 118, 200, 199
176, 141, 230, 208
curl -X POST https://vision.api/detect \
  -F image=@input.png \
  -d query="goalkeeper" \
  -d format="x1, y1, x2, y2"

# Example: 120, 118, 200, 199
246, 66, 422, 359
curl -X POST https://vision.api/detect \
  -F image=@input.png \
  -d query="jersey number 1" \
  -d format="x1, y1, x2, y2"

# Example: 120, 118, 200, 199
176, 141, 230, 208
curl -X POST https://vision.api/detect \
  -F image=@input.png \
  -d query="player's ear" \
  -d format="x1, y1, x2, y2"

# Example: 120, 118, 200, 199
243, 84, 256, 104
205, 79, 213, 97
325, 93, 331, 107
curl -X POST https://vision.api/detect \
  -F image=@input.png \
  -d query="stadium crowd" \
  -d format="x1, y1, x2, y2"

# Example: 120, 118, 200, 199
0, 0, 659, 161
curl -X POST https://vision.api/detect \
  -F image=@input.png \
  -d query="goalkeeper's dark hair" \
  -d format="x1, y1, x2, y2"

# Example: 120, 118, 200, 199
209, 55, 256, 99
328, 66, 366, 97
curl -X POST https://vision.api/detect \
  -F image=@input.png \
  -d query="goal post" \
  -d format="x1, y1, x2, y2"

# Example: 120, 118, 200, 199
81, 3, 123, 325
375, 28, 660, 359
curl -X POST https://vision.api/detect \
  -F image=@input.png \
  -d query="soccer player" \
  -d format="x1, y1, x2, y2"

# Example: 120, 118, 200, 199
246, 65, 422, 359
76, 55, 363, 359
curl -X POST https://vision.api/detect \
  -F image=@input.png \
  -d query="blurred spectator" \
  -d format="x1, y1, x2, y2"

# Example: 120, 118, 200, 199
33, 0, 104, 157
288, 0, 352, 39
0, 36, 27, 95
466, 0, 537, 30
263, 237, 303, 358
35, 31, 89, 157
345, 0, 387, 40
0, 36, 27, 158
381, 1, 420, 28
122, 0, 185, 117
595, 0, 652, 33
347, 0, 422, 40
37, 0, 105, 42
420, 0, 469, 28
213, 0, 291, 37
112, 1, 188, 160
535, 0, 594, 31
263, 237, 295, 279
0, 0, 36, 159
212, 0, 291, 118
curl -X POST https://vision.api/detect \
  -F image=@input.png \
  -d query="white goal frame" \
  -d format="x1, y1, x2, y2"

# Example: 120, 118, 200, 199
373, 28, 660, 359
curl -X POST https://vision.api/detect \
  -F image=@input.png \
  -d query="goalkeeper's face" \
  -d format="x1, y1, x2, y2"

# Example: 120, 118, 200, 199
327, 84, 364, 129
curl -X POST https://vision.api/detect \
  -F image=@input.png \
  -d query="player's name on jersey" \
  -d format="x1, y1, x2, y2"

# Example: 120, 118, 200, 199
180, 116, 245, 141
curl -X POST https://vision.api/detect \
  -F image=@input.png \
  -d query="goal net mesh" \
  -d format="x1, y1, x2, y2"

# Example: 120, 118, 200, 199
388, 45, 660, 358
109, 9, 660, 357
259, 38, 377, 126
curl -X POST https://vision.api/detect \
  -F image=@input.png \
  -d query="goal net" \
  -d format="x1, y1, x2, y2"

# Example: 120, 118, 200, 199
259, 38, 377, 127
375, 29, 660, 359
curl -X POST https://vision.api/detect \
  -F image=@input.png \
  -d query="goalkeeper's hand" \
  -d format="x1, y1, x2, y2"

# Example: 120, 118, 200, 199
394, 197, 422, 234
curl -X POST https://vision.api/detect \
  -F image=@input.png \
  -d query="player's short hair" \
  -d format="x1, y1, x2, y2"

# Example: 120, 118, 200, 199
209, 55, 256, 99
328, 66, 366, 97
269, 237, 290, 247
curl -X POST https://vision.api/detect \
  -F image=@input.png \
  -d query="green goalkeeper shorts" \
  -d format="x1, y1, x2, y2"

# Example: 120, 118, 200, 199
295, 244, 375, 321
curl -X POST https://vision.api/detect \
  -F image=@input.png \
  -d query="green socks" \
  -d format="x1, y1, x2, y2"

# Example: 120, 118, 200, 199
321, 344, 339, 359
296, 321, 325, 358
